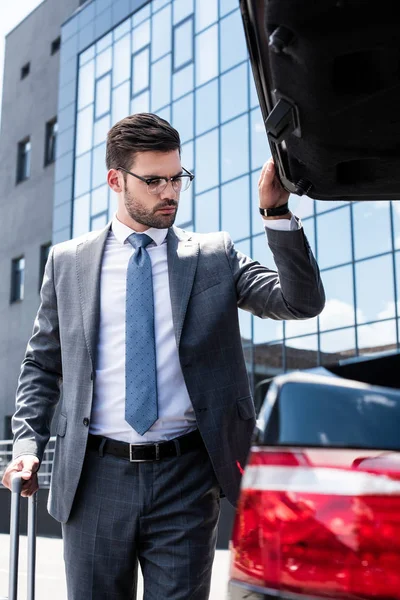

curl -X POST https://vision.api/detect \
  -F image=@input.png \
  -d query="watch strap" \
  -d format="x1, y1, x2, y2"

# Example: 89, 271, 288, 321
259, 202, 290, 217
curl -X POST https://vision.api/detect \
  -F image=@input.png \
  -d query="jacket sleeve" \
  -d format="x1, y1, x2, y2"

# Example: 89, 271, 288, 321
12, 247, 62, 462
224, 226, 325, 320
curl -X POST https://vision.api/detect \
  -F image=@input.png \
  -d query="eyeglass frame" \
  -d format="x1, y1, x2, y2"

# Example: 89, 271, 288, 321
117, 166, 195, 194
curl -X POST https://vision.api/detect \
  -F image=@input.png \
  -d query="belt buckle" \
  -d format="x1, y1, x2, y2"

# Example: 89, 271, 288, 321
129, 442, 160, 462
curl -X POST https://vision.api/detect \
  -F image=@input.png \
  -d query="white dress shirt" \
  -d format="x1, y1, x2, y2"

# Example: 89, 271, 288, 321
89, 212, 301, 443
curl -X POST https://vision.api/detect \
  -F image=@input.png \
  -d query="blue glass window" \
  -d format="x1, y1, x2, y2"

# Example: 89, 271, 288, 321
131, 90, 150, 114
132, 3, 150, 26
289, 193, 315, 219
73, 193, 90, 238
152, 5, 172, 61
151, 55, 171, 111
316, 200, 349, 214
95, 74, 111, 119
320, 328, 356, 362
316, 206, 352, 269
172, 93, 194, 143
76, 105, 94, 156
112, 81, 130, 125
195, 79, 218, 136
220, 63, 248, 123
173, 0, 194, 24
96, 47, 112, 78
113, 18, 130, 42
91, 212, 108, 231
79, 45, 95, 67
221, 175, 250, 242
173, 63, 194, 100
353, 201, 392, 260
74, 152, 92, 197
78, 60, 95, 109
173, 17, 193, 71
318, 265, 355, 331
358, 320, 397, 355
96, 33, 112, 54
113, 34, 131, 88
132, 19, 150, 52
285, 315, 318, 338
356, 255, 395, 323
94, 114, 110, 146
132, 47, 150, 96
195, 0, 218, 32
250, 107, 269, 171
91, 185, 109, 215
195, 130, 219, 194
221, 114, 249, 183
195, 188, 219, 233
393, 202, 400, 250
195, 25, 218, 86
220, 10, 248, 73
220, 0, 239, 17
92, 143, 107, 190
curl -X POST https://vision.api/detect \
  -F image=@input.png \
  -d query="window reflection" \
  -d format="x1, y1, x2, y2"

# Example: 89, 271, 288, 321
132, 19, 150, 52
96, 33, 112, 54
221, 63, 248, 123
112, 81, 130, 125
358, 320, 397, 356
73, 193, 90, 238
113, 18, 130, 41
220, 0, 239, 17
220, 10, 248, 73
285, 315, 318, 338
353, 201, 392, 260
319, 264, 355, 330
96, 47, 112, 78
76, 105, 94, 156
174, 17, 193, 71
113, 35, 131, 88
289, 193, 315, 219
221, 115, 249, 183
132, 47, 150, 96
221, 175, 250, 242
95, 74, 111, 119
172, 93, 194, 143
316, 199, 349, 214
195, 130, 219, 194
393, 201, 400, 250
91, 212, 108, 231
133, 3, 150, 27
195, 0, 218, 32
91, 185, 108, 215
356, 254, 395, 323
285, 335, 319, 371
152, 5, 172, 61
250, 107, 269, 171
195, 25, 218, 86
131, 90, 150, 114
173, 0, 194, 24
320, 328, 356, 365
78, 60, 94, 109
173, 63, 194, 100
94, 114, 110, 146
196, 80, 218, 136
74, 152, 92, 197
316, 206, 352, 269
92, 143, 107, 189
195, 188, 219, 233
151, 54, 171, 111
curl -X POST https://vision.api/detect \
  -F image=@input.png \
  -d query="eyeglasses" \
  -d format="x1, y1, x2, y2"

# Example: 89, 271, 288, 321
117, 166, 195, 195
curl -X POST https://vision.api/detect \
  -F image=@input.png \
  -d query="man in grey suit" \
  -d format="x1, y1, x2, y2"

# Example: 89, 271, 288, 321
3, 113, 325, 599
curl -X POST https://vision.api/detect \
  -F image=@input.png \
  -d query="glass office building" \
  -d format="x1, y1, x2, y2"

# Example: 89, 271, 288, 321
55, 0, 400, 399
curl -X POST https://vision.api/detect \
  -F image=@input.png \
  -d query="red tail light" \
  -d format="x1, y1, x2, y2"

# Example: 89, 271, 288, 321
230, 448, 400, 599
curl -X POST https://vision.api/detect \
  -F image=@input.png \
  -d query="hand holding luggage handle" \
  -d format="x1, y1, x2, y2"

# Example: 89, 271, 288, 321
1, 473, 37, 600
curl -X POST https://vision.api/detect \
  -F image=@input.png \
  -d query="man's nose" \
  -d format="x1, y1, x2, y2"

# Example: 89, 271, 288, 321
160, 179, 178, 199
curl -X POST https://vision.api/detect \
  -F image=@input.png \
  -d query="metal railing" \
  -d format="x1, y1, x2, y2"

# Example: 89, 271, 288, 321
0, 438, 56, 488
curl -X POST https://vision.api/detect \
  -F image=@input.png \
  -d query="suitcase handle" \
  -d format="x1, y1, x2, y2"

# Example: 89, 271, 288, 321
7, 473, 37, 600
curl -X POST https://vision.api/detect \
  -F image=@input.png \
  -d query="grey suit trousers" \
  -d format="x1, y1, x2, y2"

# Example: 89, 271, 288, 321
62, 440, 221, 600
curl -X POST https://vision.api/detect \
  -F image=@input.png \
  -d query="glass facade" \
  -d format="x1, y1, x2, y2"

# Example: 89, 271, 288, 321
57, 0, 400, 395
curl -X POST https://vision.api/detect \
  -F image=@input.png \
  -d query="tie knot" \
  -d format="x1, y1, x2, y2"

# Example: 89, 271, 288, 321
127, 233, 153, 250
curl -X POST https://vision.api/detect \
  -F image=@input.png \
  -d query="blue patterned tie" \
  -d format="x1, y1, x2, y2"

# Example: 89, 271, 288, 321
125, 233, 158, 435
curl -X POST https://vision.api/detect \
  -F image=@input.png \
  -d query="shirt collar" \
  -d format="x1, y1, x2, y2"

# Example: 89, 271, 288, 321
111, 213, 168, 247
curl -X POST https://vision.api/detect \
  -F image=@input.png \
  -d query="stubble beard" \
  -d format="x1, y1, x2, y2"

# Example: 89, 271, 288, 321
124, 189, 178, 230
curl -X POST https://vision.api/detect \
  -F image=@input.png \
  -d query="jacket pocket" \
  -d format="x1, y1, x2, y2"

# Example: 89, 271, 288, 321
236, 396, 256, 420
56, 413, 67, 437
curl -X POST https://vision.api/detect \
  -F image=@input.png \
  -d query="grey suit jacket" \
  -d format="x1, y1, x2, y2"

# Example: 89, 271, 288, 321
12, 222, 325, 522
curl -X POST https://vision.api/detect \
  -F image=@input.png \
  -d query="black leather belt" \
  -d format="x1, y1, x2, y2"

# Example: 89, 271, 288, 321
87, 429, 204, 462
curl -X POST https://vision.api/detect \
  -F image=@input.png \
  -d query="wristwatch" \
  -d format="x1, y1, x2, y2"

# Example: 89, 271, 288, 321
259, 202, 290, 217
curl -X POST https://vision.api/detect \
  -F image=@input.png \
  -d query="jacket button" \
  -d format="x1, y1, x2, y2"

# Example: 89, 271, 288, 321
83, 418, 90, 427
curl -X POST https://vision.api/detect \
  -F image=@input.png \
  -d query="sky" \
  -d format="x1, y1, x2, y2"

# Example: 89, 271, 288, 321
0, 0, 44, 126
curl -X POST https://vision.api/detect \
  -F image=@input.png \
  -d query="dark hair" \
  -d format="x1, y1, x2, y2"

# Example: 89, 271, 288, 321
106, 112, 181, 172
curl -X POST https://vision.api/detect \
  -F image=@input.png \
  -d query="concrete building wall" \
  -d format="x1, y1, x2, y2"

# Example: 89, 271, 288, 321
0, 0, 80, 439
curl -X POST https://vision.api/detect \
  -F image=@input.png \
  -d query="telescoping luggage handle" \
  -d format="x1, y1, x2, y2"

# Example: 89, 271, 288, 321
2, 473, 37, 600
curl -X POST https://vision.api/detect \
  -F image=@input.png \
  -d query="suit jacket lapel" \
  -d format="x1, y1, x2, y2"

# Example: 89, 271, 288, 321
76, 222, 111, 371
167, 226, 199, 348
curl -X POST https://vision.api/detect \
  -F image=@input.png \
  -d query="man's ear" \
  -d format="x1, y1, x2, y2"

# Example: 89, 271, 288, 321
107, 169, 124, 193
